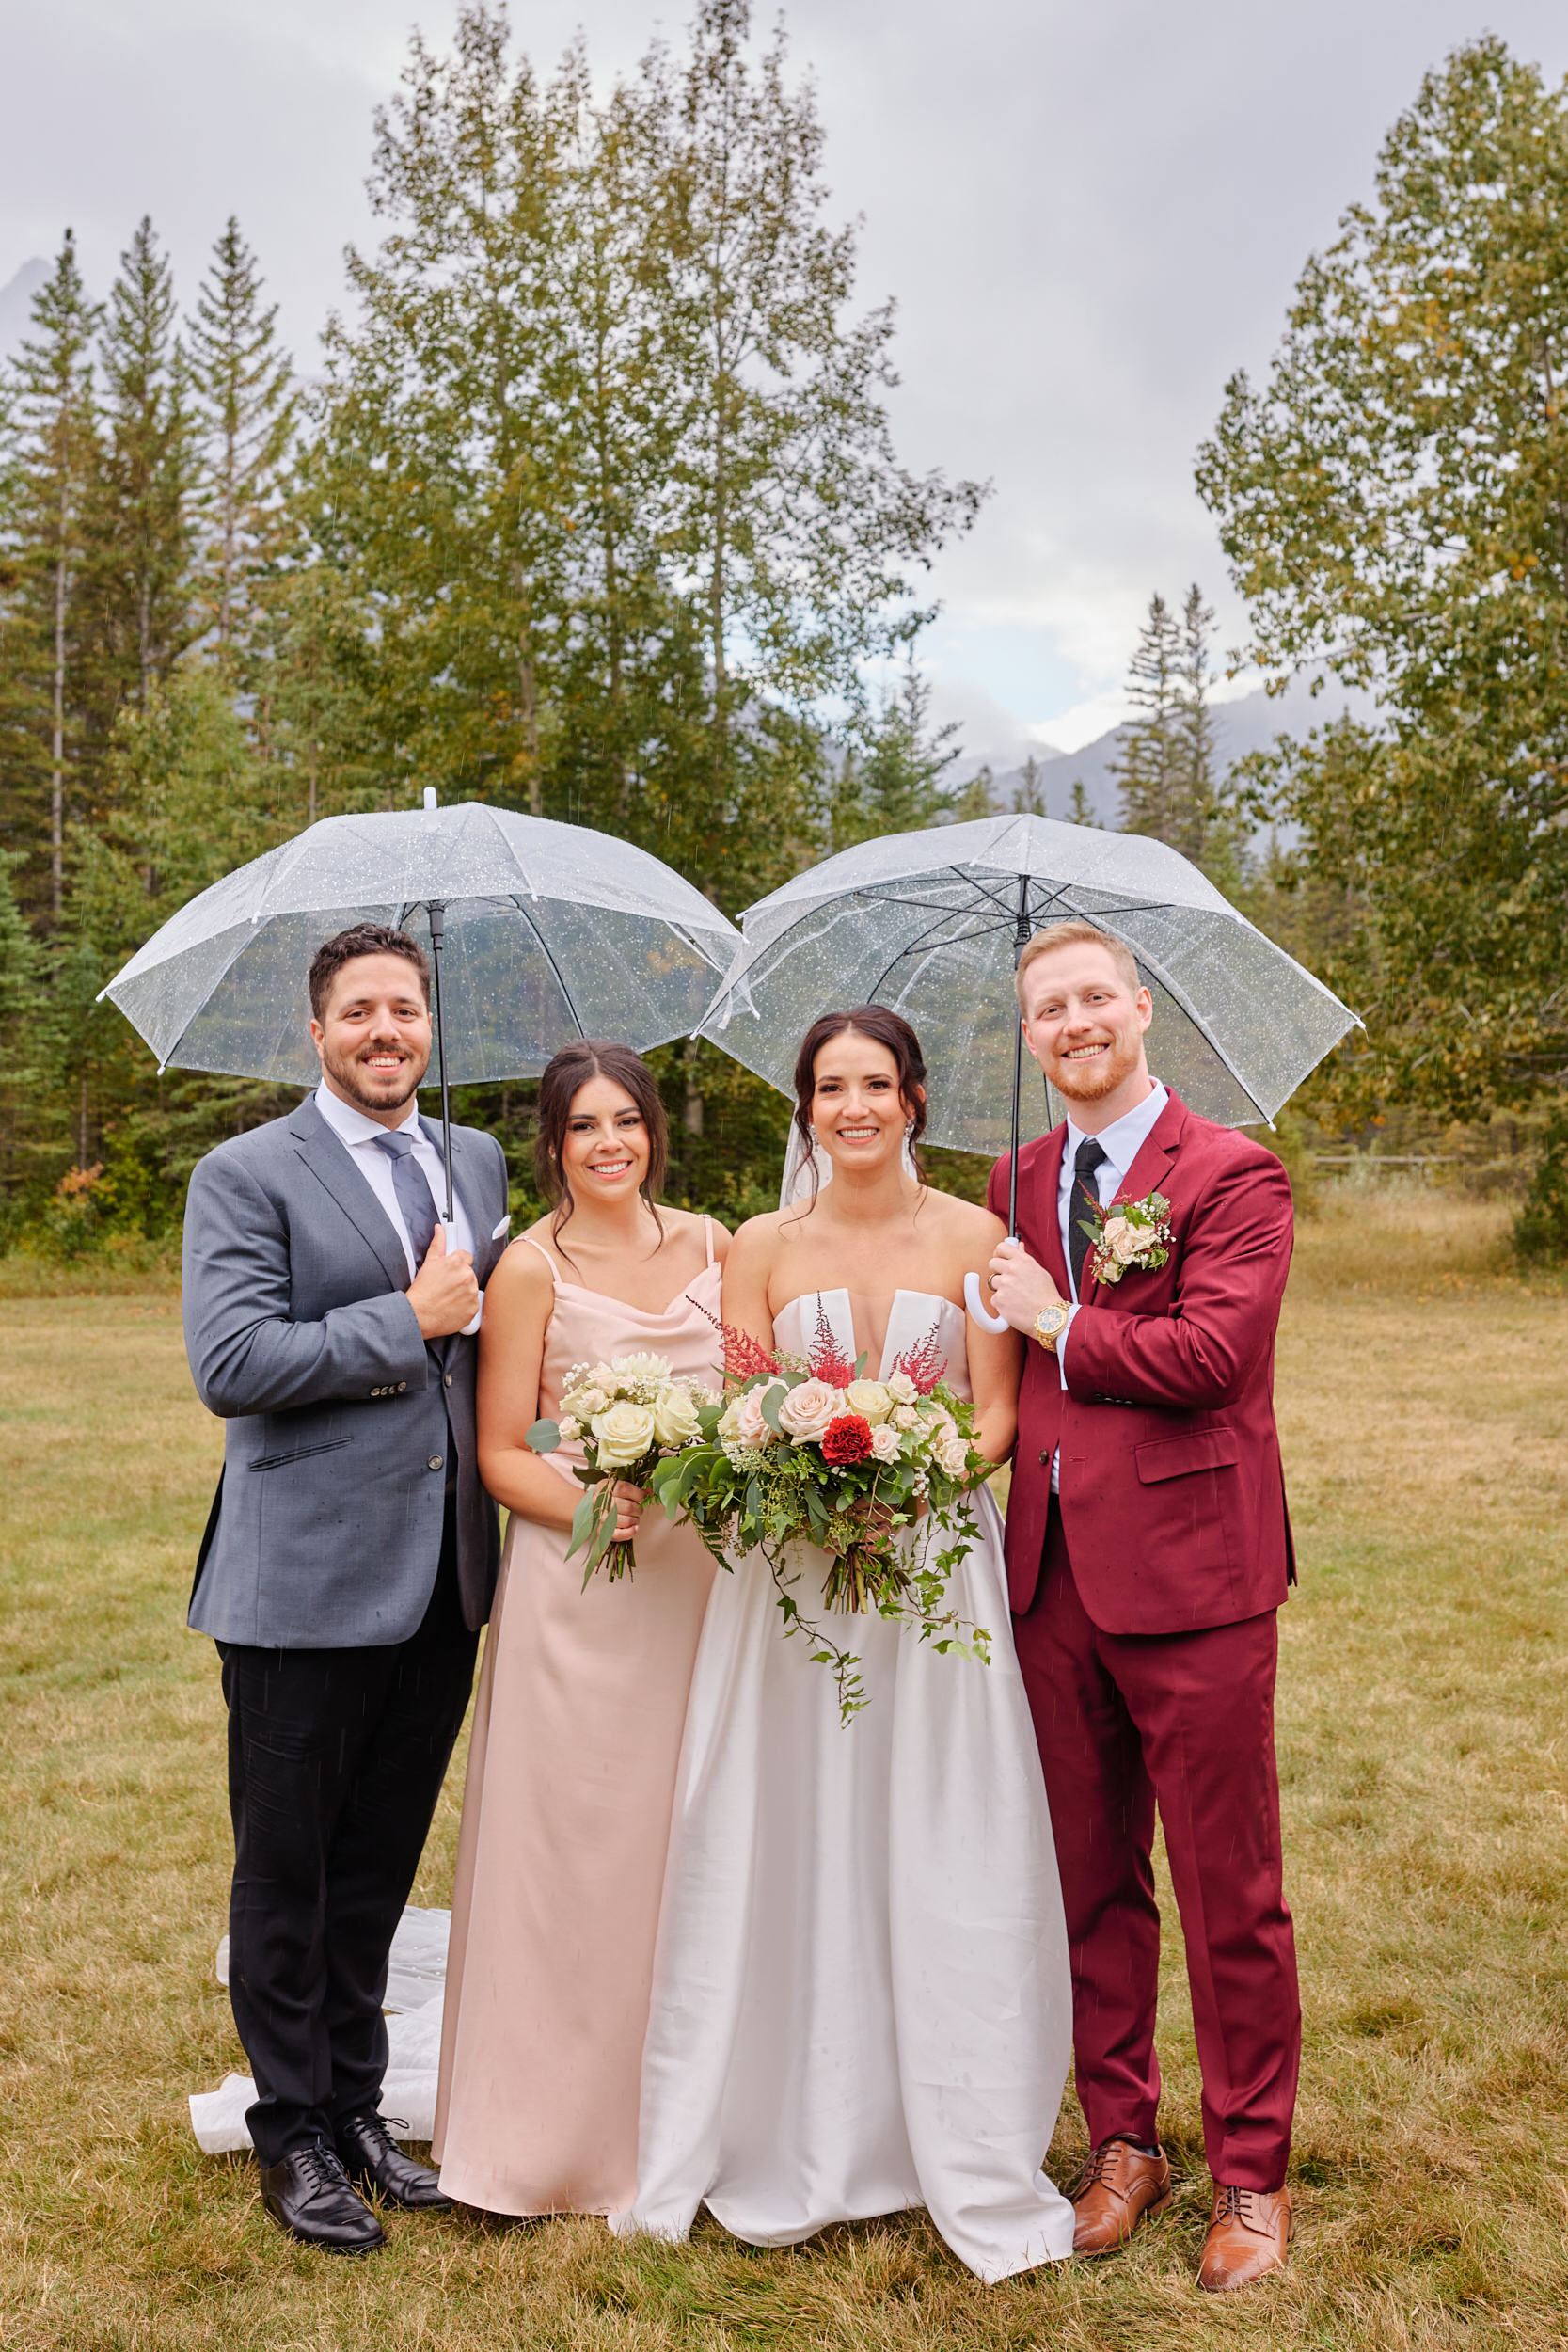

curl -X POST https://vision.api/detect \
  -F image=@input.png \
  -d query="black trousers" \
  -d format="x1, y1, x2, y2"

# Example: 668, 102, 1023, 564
217, 1501, 478, 2164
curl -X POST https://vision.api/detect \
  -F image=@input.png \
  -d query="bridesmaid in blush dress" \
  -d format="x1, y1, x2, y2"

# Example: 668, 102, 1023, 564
432, 1041, 725, 2218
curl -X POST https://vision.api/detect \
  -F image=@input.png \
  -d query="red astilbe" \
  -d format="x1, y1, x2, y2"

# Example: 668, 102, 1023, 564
890, 1318, 946, 1395
808, 1295, 855, 1388
820, 1413, 875, 1466
695, 1299, 780, 1385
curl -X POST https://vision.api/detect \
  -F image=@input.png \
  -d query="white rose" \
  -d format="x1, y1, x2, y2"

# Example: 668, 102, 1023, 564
893, 1405, 921, 1432
719, 1390, 774, 1449
886, 1370, 918, 1404
1103, 1216, 1143, 1266
868, 1423, 902, 1464
776, 1378, 844, 1444
652, 1385, 702, 1446
590, 1400, 657, 1467
568, 1385, 608, 1418
556, 1414, 580, 1442
844, 1378, 893, 1426
937, 1435, 970, 1478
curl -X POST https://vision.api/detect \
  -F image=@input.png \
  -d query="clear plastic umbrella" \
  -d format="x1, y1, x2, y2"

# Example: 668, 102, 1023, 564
697, 812, 1358, 1325
102, 793, 740, 1229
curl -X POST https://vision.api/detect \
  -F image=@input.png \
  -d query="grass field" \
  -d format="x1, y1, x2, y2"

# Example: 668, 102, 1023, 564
1, 1193, 1565, 2350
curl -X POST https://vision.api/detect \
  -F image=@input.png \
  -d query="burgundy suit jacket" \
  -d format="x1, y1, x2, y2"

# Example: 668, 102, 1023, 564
988, 1089, 1296, 1636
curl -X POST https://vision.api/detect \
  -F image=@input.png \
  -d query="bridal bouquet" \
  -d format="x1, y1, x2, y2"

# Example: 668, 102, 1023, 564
648, 1306, 992, 1720
527, 1353, 716, 1584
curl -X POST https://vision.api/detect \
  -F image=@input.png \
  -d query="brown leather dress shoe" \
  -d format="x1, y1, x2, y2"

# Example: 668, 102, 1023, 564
1069, 2138, 1172, 2254
1196, 2183, 1292, 2290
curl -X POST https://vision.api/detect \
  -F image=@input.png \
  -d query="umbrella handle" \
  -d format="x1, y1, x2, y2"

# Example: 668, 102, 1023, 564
440, 1218, 483, 1335
965, 1239, 1018, 1334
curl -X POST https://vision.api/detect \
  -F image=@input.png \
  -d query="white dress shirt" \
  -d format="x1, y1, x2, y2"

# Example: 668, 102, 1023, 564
1048, 1078, 1169, 1491
313, 1084, 475, 1279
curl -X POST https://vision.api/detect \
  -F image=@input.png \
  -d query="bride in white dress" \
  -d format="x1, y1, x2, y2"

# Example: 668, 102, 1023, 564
617, 1007, 1074, 2283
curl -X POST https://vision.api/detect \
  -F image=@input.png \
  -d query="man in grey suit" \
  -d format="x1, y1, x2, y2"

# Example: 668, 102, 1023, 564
182, 921, 510, 2251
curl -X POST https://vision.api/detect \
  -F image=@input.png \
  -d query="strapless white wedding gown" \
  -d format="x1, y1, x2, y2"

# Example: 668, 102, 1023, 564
614, 1288, 1074, 2282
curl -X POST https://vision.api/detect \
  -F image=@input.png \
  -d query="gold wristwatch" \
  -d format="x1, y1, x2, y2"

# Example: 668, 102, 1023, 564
1034, 1303, 1071, 1352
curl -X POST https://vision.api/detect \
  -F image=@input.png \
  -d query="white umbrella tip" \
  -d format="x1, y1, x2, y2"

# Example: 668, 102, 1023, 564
422, 787, 438, 812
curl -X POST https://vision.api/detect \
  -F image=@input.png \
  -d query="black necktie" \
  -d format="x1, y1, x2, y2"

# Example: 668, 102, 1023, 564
374, 1129, 437, 1272
1069, 1136, 1108, 1300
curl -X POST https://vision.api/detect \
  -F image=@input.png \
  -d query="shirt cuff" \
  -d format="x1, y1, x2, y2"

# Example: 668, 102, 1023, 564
1054, 1303, 1080, 1390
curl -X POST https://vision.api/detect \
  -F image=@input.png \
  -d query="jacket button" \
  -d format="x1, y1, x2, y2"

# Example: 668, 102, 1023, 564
1038, 1449, 1051, 1467
398, 1382, 406, 1392
444, 1373, 452, 1388
428, 1454, 444, 1472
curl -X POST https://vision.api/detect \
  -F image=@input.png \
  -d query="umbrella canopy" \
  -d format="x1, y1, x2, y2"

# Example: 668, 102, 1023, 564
699, 813, 1358, 1155
103, 798, 740, 1089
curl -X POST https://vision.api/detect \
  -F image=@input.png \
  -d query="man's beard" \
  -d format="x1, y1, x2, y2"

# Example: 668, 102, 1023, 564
323, 1039, 428, 1113
1048, 1030, 1141, 1104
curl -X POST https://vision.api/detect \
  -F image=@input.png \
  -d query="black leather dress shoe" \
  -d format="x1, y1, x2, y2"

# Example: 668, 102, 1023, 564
336, 2111, 452, 2211
259, 2142, 386, 2252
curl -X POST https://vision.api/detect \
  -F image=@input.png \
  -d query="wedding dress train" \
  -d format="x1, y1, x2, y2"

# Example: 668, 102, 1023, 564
616, 1288, 1075, 2282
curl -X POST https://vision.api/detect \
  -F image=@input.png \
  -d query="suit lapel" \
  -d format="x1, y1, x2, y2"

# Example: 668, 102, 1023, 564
1030, 1128, 1071, 1295
288, 1099, 410, 1295
1080, 1089, 1186, 1310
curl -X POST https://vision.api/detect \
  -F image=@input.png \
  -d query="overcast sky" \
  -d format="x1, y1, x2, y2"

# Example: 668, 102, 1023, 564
4, 0, 1567, 753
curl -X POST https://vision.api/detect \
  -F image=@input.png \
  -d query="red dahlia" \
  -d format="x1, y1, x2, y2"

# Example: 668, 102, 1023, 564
820, 1413, 875, 1466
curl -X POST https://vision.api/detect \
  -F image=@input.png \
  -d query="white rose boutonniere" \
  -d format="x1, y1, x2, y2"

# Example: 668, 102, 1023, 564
1079, 1189, 1175, 1288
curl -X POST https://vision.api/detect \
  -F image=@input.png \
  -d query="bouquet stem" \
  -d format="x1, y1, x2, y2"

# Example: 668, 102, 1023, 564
821, 1540, 911, 1614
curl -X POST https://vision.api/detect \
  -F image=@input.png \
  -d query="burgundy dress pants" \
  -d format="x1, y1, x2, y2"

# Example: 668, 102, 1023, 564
1012, 1503, 1300, 2190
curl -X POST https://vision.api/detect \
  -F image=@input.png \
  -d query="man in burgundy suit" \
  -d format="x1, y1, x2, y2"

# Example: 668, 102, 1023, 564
984, 917, 1299, 2294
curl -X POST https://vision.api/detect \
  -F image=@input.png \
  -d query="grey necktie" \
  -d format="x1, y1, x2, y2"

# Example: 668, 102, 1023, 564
373, 1129, 437, 1271
1068, 1136, 1109, 1299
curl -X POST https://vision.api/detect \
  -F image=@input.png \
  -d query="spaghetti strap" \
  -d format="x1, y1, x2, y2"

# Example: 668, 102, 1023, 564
703, 1215, 715, 1268
519, 1233, 562, 1290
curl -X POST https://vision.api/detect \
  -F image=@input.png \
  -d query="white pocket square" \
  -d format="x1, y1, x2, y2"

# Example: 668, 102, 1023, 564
492, 1215, 512, 1240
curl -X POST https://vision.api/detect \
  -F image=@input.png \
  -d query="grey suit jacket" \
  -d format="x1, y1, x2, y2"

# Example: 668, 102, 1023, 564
182, 1096, 509, 1648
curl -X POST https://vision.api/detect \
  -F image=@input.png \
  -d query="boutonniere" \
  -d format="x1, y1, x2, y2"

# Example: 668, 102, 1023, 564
1077, 1189, 1174, 1287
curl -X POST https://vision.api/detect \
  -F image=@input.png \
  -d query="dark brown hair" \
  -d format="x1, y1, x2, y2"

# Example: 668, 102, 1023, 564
309, 923, 430, 1021
533, 1041, 669, 1253
791, 1007, 929, 1205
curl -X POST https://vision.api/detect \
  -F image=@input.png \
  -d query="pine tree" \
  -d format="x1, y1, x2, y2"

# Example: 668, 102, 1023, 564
950, 765, 995, 823
831, 661, 957, 848
1067, 778, 1098, 828
0, 853, 45, 1210
0, 231, 103, 917
1174, 581, 1218, 861
1012, 752, 1046, 816
1109, 592, 1182, 844
188, 218, 295, 653
90, 217, 198, 710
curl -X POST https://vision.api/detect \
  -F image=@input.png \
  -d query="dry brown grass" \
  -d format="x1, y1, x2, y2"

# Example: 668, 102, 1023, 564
1, 1194, 1566, 2348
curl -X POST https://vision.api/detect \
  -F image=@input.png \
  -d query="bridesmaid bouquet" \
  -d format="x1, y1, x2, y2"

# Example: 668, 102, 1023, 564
527, 1353, 718, 1585
647, 1308, 993, 1721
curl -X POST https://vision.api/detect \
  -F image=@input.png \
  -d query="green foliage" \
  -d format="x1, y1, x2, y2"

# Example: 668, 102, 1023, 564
1513, 1105, 1568, 1263
0, 230, 104, 918
88, 217, 198, 710
1197, 36, 1568, 1120
188, 217, 296, 651
830, 664, 958, 849
1110, 583, 1241, 884
0, 3, 995, 1246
